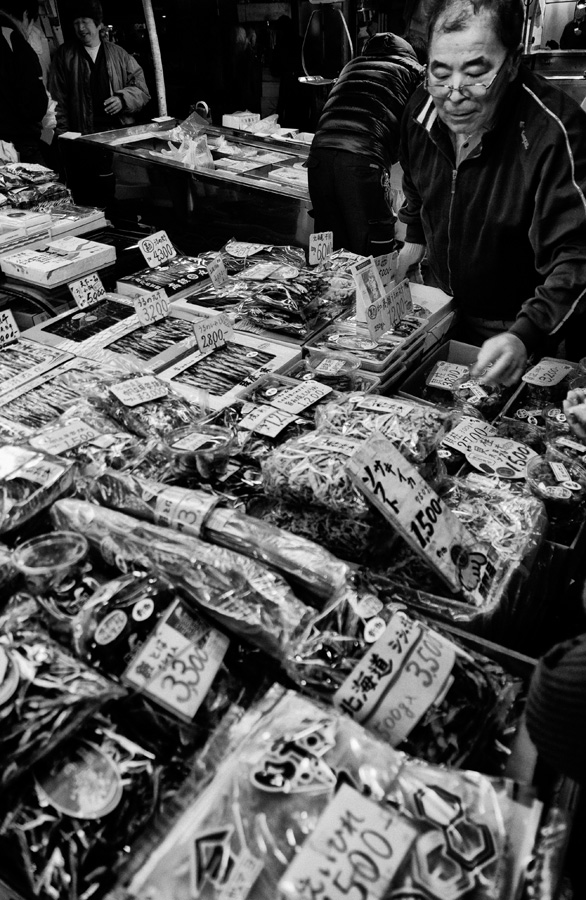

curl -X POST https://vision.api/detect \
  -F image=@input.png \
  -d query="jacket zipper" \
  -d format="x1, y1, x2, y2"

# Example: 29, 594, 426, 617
446, 168, 457, 296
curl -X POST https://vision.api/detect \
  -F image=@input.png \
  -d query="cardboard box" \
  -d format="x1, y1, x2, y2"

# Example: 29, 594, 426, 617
22, 297, 208, 371
157, 333, 300, 411
221, 112, 261, 130
398, 339, 480, 401
0, 236, 115, 288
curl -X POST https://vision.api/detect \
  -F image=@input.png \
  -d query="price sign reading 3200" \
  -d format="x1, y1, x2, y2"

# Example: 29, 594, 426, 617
133, 288, 170, 326
138, 230, 177, 268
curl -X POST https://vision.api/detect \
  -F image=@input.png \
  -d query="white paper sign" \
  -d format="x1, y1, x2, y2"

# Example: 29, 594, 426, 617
357, 396, 415, 415
441, 418, 497, 454
138, 230, 177, 268
206, 254, 230, 288
133, 288, 170, 326
426, 360, 470, 391
347, 433, 496, 604
334, 610, 456, 745
523, 359, 575, 387
364, 279, 413, 342
239, 404, 297, 437
309, 230, 333, 266
123, 600, 229, 722
29, 418, 103, 456
374, 250, 398, 288
465, 436, 537, 479
68, 272, 106, 309
193, 313, 234, 355
279, 785, 417, 900
0, 310, 20, 348
268, 380, 332, 414
313, 357, 346, 375
110, 375, 168, 407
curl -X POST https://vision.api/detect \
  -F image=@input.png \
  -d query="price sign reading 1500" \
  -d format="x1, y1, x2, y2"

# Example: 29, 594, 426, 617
409, 497, 443, 550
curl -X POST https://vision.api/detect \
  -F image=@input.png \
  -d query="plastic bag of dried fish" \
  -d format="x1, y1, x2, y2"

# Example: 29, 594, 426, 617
51, 498, 314, 659
0, 444, 75, 535
199, 238, 305, 276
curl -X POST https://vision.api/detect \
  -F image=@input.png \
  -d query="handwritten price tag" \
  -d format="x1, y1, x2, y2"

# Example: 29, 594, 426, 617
68, 272, 106, 309
279, 784, 417, 900
239, 404, 298, 437
442, 418, 497, 454
365, 279, 413, 342
335, 610, 456, 745
110, 375, 168, 407
123, 600, 229, 722
153, 485, 219, 537
0, 310, 20, 349
133, 288, 170, 326
523, 358, 575, 387
29, 418, 102, 456
465, 436, 537, 479
374, 250, 398, 288
426, 360, 470, 391
309, 230, 333, 266
268, 380, 332, 414
357, 396, 415, 415
206, 254, 230, 288
193, 313, 234, 356
138, 230, 177, 268
347, 432, 496, 604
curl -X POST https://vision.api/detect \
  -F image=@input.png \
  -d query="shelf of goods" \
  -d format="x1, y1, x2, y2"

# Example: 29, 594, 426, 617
0, 226, 580, 900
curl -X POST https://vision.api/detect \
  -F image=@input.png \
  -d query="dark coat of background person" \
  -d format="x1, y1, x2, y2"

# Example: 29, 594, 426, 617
307, 33, 422, 258
0, 6, 48, 163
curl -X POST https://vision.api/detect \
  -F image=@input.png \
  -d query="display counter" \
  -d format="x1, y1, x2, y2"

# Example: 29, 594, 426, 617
58, 121, 314, 253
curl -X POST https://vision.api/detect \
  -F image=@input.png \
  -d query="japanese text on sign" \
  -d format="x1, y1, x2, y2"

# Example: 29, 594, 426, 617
193, 313, 234, 356
309, 230, 333, 266
29, 418, 102, 456
124, 600, 229, 722
138, 230, 177, 268
0, 310, 20, 349
351, 256, 386, 322
152, 484, 219, 537
133, 288, 170, 326
374, 250, 398, 288
239, 404, 297, 437
334, 610, 456, 745
347, 433, 496, 604
465, 436, 536, 479
365, 279, 413, 342
68, 272, 106, 309
523, 359, 575, 387
426, 361, 470, 391
442, 418, 497, 455
357, 396, 415, 415
110, 375, 168, 407
279, 784, 417, 900
268, 380, 332, 414
206, 254, 230, 288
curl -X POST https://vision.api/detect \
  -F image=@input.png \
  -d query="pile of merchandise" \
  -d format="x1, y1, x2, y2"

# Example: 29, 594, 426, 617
0, 236, 580, 900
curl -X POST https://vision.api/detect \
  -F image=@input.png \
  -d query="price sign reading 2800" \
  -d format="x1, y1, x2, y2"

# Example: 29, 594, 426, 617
347, 432, 495, 604
138, 230, 177, 268
279, 785, 417, 900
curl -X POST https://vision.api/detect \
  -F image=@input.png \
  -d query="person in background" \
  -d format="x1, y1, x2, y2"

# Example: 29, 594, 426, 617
49, 0, 150, 136
307, 33, 422, 258
0, 0, 48, 163
227, 25, 259, 114
397, 0, 586, 386
560, 1, 586, 49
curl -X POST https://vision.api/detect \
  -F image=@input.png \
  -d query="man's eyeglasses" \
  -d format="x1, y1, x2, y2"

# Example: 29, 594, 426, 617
425, 57, 508, 99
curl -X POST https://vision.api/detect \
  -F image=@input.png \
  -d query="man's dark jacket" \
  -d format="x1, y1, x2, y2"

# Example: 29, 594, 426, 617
0, 13, 47, 149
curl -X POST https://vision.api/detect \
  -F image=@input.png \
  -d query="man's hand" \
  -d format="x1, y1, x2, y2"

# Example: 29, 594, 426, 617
104, 95, 123, 115
395, 242, 426, 283
564, 388, 586, 440
471, 333, 527, 386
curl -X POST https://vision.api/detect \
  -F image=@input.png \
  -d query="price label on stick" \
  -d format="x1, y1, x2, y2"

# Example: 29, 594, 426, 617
138, 230, 177, 268
279, 785, 417, 900
133, 288, 170, 326
68, 272, 106, 309
193, 313, 233, 356
0, 310, 20, 349
365, 279, 413, 342
206, 254, 229, 288
308, 230, 333, 266
374, 250, 398, 288
347, 432, 497, 605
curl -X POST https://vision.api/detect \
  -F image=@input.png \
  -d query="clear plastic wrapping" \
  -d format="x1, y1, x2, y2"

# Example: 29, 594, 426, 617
123, 688, 525, 900
0, 619, 123, 794
200, 238, 306, 276
315, 393, 454, 464
51, 498, 314, 659
286, 599, 522, 768
0, 444, 75, 534
203, 506, 349, 603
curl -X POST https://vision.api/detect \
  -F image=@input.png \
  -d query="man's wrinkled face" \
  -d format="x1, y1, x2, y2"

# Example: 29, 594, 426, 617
428, 8, 519, 135
74, 16, 100, 47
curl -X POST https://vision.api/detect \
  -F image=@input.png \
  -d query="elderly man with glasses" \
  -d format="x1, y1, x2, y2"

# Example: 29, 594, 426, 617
397, 0, 586, 385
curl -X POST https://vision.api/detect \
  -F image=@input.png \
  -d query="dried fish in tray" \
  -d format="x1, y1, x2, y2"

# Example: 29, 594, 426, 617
104, 316, 196, 360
